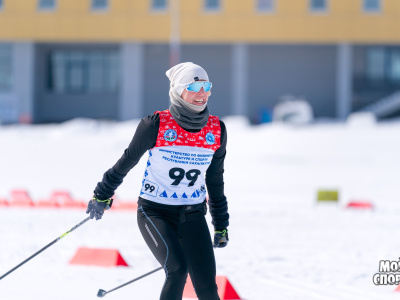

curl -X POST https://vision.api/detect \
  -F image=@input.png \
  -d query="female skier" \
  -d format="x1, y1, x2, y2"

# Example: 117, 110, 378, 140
86, 62, 229, 300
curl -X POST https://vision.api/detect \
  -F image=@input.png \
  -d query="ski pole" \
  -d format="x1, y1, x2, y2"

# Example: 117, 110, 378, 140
97, 266, 163, 297
0, 216, 91, 281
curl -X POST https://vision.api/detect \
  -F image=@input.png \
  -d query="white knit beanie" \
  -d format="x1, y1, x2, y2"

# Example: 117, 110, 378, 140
166, 62, 209, 96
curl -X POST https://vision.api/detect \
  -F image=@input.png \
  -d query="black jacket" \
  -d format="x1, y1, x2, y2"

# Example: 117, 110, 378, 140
94, 113, 229, 229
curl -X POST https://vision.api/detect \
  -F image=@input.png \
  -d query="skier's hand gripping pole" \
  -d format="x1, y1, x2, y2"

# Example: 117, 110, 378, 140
213, 228, 229, 248
86, 195, 113, 220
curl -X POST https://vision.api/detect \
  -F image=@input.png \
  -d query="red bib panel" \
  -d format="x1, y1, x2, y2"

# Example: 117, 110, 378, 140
155, 110, 221, 152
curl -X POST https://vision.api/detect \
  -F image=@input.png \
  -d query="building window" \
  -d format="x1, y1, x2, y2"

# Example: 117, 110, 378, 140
388, 50, 400, 82
49, 50, 119, 94
152, 0, 167, 11
363, 0, 381, 12
365, 48, 400, 84
38, 0, 56, 10
204, 0, 220, 11
310, 0, 327, 12
0, 45, 12, 91
0, 0, 3, 10
257, 0, 274, 12
92, 0, 108, 11
366, 48, 386, 81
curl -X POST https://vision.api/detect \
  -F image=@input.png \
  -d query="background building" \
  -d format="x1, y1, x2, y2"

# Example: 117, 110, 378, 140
0, 0, 399, 123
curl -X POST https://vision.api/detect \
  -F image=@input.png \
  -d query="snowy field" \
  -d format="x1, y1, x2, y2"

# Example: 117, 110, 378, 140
1, 115, 400, 300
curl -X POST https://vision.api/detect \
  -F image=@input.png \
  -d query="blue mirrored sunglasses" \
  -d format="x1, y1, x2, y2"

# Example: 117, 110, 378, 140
186, 81, 212, 93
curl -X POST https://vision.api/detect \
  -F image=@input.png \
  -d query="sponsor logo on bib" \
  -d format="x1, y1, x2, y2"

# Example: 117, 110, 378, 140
205, 132, 216, 145
164, 129, 178, 142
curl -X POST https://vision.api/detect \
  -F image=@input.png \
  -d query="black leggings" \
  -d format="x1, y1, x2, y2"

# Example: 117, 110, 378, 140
137, 198, 220, 300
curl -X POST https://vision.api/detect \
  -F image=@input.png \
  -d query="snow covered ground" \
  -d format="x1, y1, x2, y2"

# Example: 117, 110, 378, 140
1, 115, 400, 300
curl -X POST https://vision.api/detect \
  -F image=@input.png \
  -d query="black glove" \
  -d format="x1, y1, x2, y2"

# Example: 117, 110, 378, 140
213, 228, 229, 248
86, 196, 113, 220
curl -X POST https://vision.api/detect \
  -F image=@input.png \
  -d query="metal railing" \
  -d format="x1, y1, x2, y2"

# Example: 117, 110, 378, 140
360, 91, 400, 118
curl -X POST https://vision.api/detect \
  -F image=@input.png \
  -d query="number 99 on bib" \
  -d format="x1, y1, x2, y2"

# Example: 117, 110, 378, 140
141, 179, 159, 197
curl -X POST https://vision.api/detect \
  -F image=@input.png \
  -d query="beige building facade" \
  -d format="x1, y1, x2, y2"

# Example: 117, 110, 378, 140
0, 0, 399, 123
